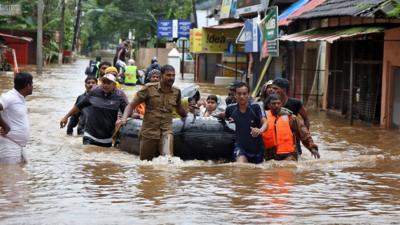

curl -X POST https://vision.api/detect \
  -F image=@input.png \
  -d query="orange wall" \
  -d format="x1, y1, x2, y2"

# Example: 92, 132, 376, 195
381, 28, 400, 128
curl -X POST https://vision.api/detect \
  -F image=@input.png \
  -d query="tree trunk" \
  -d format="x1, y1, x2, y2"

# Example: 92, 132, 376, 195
72, 0, 82, 52
58, 0, 65, 65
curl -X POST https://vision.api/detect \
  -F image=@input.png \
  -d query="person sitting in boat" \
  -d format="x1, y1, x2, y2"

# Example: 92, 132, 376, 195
199, 95, 225, 117
262, 94, 320, 161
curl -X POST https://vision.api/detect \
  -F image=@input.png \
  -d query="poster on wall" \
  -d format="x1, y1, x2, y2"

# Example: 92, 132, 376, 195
220, 0, 233, 19
259, 6, 279, 58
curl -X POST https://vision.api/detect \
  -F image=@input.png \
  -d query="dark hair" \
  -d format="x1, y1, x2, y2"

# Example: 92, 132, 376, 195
99, 61, 112, 68
85, 76, 97, 83
95, 56, 101, 62
207, 95, 218, 103
14, 72, 33, 90
273, 78, 290, 92
264, 93, 281, 109
235, 81, 250, 93
160, 64, 175, 75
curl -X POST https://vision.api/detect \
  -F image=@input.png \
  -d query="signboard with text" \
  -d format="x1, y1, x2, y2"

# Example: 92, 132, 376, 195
244, 18, 260, 53
0, 4, 21, 16
157, 19, 191, 39
220, 0, 233, 19
236, 0, 269, 16
259, 6, 279, 58
189, 28, 242, 53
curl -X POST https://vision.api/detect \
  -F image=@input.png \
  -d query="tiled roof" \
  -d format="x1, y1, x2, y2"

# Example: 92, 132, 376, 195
295, 0, 388, 19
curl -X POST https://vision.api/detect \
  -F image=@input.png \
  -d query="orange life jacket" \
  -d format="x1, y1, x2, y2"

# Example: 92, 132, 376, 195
262, 110, 295, 154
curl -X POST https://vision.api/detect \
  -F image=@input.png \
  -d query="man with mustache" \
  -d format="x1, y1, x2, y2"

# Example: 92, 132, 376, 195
119, 65, 187, 161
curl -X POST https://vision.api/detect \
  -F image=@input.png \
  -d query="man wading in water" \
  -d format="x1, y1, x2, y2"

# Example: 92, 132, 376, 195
118, 65, 187, 161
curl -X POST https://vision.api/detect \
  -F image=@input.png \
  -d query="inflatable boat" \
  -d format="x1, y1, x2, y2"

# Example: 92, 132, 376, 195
118, 116, 236, 161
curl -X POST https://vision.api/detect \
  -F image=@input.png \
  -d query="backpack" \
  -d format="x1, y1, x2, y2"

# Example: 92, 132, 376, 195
85, 60, 98, 76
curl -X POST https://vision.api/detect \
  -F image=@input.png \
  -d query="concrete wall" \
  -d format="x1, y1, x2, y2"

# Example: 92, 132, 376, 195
381, 28, 400, 128
136, 48, 172, 69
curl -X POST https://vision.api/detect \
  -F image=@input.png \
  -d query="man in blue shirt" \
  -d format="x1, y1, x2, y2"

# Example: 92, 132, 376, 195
222, 82, 267, 164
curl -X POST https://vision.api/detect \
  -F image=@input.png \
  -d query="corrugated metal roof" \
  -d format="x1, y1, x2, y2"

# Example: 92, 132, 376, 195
278, 0, 309, 22
204, 22, 244, 29
295, 0, 388, 19
280, 26, 385, 43
279, 0, 326, 26
0, 32, 32, 42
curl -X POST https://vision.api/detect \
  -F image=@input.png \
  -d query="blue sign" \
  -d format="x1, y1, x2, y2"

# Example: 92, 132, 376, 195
178, 20, 191, 38
244, 19, 260, 53
157, 20, 173, 39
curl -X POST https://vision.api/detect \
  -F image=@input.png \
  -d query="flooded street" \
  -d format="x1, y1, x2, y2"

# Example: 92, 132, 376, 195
1, 59, 400, 224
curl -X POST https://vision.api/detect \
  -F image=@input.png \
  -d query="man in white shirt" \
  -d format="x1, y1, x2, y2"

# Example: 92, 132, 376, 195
0, 72, 33, 164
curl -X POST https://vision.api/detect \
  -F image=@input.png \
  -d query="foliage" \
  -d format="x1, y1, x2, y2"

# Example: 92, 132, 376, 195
388, 4, 400, 18
44, 39, 59, 63
0, 0, 75, 49
80, 0, 194, 52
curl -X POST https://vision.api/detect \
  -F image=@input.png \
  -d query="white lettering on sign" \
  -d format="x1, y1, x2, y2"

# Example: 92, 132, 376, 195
0, 4, 21, 16
266, 18, 276, 30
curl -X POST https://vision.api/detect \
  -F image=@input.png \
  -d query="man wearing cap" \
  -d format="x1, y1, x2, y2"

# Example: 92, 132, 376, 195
101, 66, 121, 89
60, 74, 128, 147
119, 64, 187, 160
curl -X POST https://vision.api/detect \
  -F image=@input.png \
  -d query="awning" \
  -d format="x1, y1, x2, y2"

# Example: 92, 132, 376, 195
204, 22, 244, 30
279, 0, 326, 26
279, 26, 386, 43
0, 32, 32, 42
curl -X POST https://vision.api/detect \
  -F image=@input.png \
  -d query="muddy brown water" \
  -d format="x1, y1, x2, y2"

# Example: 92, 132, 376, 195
0, 60, 399, 224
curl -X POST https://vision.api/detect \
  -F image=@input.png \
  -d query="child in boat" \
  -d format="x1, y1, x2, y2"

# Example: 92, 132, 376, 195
200, 95, 225, 117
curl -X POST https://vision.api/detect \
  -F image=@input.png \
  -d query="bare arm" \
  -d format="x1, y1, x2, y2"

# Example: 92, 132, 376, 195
60, 105, 81, 128
0, 103, 10, 135
298, 106, 310, 129
250, 116, 268, 137
291, 116, 319, 159
176, 105, 187, 118
120, 100, 141, 124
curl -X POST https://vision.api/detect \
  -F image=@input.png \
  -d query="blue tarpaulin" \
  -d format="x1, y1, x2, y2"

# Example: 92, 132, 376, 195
278, 0, 309, 22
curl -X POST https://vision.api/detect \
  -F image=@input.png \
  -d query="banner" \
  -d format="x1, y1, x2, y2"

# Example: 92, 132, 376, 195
157, 19, 191, 39
259, 6, 279, 58
189, 28, 241, 53
244, 18, 260, 53
0, 4, 21, 16
220, 0, 233, 19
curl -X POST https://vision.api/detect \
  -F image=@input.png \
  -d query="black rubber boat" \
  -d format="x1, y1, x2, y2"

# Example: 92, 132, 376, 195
118, 116, 236, 161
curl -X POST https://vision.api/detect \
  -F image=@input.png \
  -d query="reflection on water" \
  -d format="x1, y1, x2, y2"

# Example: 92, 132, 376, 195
0, 60, 400, 224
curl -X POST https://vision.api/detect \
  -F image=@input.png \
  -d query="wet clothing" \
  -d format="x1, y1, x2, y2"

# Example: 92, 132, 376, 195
262, 108, 317, 161
77, 86, 128, 146
233, 143, 264, 164
67, 93, 88, 135
133, 82, 181, 140
225, 103, 265, 158
0, 136, 25, 164
139, 132, 173, 161
0, 89, 30, 146
284, 97, 304, 155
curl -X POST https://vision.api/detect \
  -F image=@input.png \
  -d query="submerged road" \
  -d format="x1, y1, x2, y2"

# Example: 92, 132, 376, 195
0, 59, 399, 224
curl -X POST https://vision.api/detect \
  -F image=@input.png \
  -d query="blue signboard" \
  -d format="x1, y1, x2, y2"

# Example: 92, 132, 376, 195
158, 19, 191, 39
244, 19, 260, 53
178, 20, 191, 38
157, 20, 173, 39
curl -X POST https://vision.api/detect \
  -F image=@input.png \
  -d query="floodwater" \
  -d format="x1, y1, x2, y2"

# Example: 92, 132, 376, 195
0, 59, 400, 224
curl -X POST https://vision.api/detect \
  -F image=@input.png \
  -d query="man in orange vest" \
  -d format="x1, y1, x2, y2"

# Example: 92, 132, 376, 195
262, 94, 320, 161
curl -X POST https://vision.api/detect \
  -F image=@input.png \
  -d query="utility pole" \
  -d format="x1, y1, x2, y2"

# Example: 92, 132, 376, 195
191, 0, 198, 28
72, 0, 82, 52
58, 0, 65, 65
36, 0, 44, 75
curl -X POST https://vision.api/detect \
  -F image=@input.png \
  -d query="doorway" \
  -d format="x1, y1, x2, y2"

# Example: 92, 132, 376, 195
392, 67, 400, 128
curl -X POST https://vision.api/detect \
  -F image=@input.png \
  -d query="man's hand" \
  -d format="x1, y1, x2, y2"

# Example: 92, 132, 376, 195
0, 124, 10, 136
250, 127, 262, 138
60, 117, 68, 128
310, 148, 320, 159
115, 118, 127, 128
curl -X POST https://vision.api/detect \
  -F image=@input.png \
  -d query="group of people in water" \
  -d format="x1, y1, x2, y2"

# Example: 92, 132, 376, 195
58, 53, 320, 164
